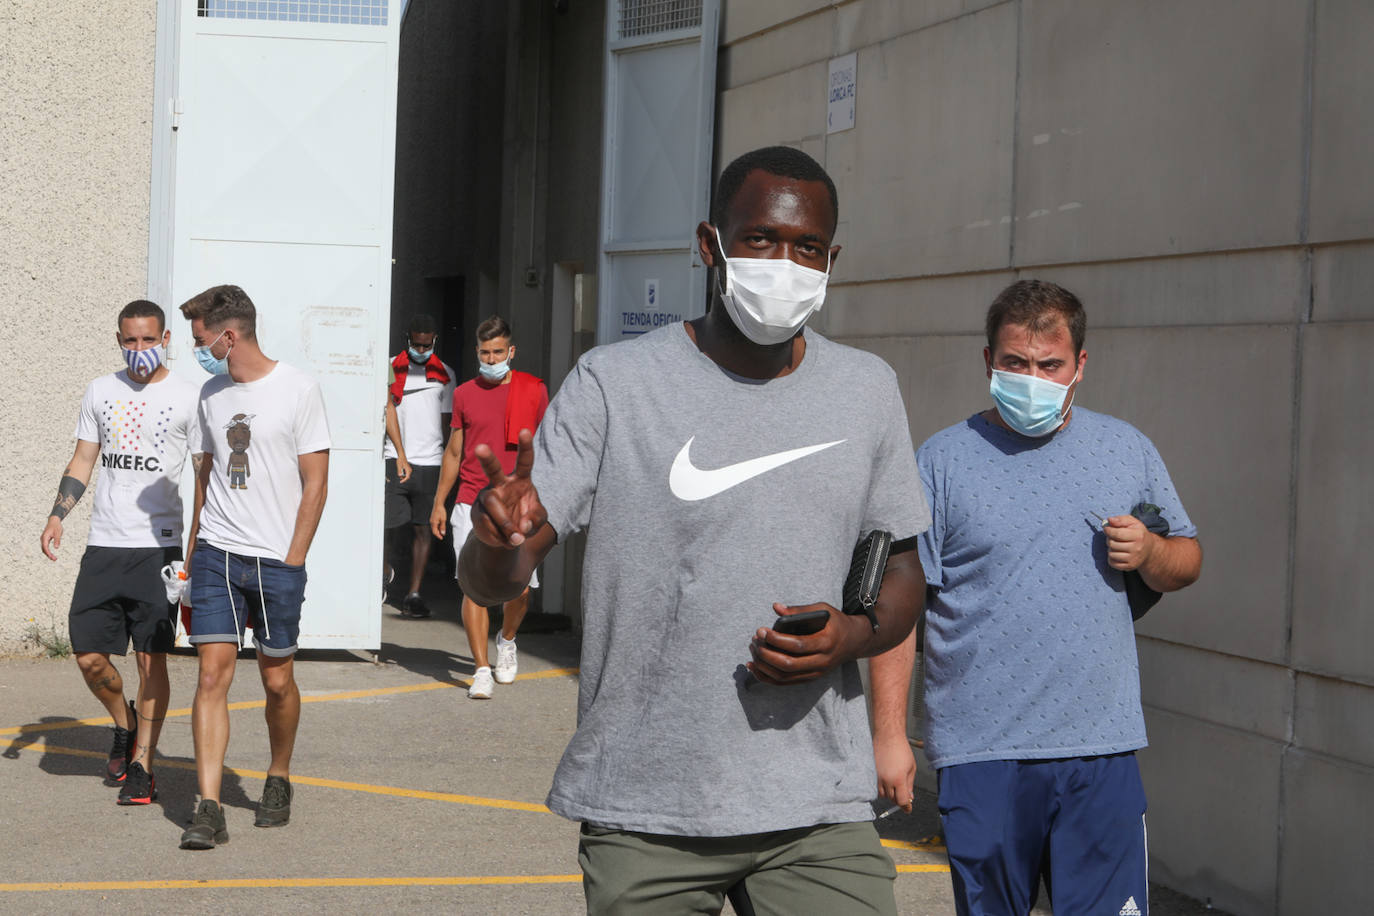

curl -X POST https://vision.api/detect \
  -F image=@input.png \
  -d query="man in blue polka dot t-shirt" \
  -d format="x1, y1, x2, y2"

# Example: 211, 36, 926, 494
871, 280, 1202, 916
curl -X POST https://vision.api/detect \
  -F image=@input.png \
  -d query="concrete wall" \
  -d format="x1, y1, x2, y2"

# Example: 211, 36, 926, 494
716, 1, 1373, 913
1, 1, 158, 651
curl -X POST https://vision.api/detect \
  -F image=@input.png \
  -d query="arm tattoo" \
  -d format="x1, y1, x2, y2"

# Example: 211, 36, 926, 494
192, 453, 204, 472
50, 475, 86, 521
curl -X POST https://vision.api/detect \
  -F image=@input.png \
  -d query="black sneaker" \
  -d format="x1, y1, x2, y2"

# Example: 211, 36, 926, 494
399, 592, 431, 619
254, 775, 292, 827
105, 701, 137, 784
117, 761, 157, 805
179, 799, 229, 849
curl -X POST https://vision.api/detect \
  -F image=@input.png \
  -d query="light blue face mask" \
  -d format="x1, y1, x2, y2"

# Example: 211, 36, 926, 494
989, 368, 1078, 437
194, 330, 231, 376
479, 358, 510, 382
408, 346, 433, 363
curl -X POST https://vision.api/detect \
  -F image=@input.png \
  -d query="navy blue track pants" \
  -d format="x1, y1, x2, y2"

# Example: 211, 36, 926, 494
938, 753, 1148, 916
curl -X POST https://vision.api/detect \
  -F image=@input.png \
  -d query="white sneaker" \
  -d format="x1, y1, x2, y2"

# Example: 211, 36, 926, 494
468, 667, 494, 699
494, 638, 518, 684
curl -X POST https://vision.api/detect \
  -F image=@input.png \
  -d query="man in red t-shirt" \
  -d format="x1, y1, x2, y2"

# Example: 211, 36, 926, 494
431, 316, 549, 699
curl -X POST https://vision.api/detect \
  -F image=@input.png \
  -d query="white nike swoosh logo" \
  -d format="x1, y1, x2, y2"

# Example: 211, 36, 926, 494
669, 436, 846, 501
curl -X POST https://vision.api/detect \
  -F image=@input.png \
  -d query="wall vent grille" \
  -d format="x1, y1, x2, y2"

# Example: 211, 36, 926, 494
617, 0, 702, 39
197, 0, 387, 25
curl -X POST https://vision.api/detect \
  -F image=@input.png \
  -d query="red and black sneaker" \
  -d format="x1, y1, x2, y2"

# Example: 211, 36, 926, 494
105, 700, 137, 784
117, 762, 157, 805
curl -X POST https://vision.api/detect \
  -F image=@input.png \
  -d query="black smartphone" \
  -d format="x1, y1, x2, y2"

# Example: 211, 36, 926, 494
772, 609, 830, 635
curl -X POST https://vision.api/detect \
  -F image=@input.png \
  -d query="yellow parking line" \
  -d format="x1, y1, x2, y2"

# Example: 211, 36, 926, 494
0, 738, 551, 813
0, 667, 580, 737
881, 838, 947, 853
1, 666, 949, 856
0, 875, 582, 892
260, 771, 551, 813
0, 734, 949, 825
0, 663, 953, 893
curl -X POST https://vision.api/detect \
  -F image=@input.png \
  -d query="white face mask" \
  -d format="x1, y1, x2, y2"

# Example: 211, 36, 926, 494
714, 228, 830, 346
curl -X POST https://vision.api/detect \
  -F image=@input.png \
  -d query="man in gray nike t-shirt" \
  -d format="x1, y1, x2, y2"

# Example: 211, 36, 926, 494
459, 146, 929, 914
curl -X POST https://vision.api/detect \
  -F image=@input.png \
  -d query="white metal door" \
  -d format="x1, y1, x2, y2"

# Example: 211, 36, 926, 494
153, 0, 400, 650
597, 0, 719, 344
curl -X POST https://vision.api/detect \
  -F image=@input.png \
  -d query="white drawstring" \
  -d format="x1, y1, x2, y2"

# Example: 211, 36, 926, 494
224, 549, 242, 651
255, 557, 270, 640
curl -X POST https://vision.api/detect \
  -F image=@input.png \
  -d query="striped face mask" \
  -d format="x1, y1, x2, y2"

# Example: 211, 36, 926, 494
123, 343, 165, 379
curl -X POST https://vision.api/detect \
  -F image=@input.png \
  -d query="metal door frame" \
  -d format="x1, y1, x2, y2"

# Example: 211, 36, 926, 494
596, 0, 720, 345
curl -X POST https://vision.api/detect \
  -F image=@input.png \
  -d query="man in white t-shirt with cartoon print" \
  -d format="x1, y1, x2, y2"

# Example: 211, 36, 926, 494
176, 285, 331, 851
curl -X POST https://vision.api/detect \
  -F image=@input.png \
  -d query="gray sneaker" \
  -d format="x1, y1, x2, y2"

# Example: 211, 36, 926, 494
255, 774, 292, 827
179, 799, 229, 849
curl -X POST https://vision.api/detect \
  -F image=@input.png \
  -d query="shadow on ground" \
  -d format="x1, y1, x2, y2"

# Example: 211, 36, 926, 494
1, 714, 255, 830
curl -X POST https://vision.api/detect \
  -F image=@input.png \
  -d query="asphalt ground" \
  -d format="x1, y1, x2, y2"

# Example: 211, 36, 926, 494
0, 577, 1228, 915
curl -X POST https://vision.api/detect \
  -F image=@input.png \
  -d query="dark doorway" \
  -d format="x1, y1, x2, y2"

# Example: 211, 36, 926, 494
428, 275, 467, 378
390, 0, 508, 369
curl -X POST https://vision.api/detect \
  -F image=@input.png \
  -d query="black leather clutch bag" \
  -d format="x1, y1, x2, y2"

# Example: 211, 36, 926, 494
843, 530, 892, 631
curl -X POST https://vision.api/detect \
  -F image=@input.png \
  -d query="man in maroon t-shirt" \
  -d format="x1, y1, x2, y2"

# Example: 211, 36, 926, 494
431, 316, 549, 699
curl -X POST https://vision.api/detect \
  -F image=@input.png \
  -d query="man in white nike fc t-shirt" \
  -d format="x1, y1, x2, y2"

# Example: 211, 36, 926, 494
40, 299, 201, 806
457, 146, 930, 914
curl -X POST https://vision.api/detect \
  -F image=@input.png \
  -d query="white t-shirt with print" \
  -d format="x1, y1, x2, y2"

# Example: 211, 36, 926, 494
196, 362, 332, 561
383, 359, 455, 465
75, 369, 202, 548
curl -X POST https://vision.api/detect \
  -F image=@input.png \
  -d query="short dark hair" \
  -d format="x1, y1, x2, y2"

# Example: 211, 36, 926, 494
408, 313, 437, 337
476, 315, 512, 343
711, 146, 838, 233
986, 280, 1087, 356
118, 299, 166, 332
179, 285, 257, 338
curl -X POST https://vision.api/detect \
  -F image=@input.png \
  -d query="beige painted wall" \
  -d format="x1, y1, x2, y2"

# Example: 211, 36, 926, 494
716, 1, 1373, 913
1, 1, 158, 650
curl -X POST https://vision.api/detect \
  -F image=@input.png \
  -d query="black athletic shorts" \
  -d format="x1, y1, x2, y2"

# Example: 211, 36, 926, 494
68, 545, 182, 655
384, 459, 440, 528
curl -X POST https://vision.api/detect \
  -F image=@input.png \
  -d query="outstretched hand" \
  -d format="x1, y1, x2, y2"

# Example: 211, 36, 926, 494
470, 429, 547, 548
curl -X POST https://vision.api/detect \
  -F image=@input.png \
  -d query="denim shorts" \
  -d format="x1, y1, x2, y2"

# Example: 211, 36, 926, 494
189, 541, 306, 656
